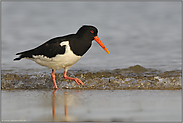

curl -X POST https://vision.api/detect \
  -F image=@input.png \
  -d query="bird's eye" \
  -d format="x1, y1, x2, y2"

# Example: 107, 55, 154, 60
90, 30, 94, 33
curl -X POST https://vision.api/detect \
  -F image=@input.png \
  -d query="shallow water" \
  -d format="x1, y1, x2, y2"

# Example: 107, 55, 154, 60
1, 65, 182, 90
2, 1, 181, 71
1, 90, 181, 122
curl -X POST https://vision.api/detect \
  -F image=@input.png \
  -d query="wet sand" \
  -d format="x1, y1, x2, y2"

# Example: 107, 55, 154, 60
1, 65, 182, 90
1, 90, 181, 122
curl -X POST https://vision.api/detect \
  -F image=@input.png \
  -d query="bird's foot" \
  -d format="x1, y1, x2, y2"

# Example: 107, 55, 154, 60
54, 87, 59, 90
63, 71, 85, 86
73, 78, 85, 85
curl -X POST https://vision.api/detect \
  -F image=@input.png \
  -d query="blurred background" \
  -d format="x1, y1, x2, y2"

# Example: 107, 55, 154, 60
2, 1, 181, 71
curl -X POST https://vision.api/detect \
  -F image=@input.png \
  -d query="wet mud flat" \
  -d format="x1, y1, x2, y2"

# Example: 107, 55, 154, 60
1, 90, 181, 122
1, 65, 182, 90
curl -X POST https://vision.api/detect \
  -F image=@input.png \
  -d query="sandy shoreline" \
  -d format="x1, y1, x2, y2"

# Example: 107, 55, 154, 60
1, 66, 182, 90
1, 89, 181, 122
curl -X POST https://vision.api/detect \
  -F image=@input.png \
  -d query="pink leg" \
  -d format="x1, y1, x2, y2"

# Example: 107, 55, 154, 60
51, 70, 58, 89
63, 71, 84, 85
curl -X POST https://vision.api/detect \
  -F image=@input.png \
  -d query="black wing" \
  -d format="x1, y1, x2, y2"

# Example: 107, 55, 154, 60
14, 37, 67, 61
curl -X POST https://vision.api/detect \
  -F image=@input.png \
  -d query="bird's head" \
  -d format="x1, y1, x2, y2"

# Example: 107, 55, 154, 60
77, 25, 110, 54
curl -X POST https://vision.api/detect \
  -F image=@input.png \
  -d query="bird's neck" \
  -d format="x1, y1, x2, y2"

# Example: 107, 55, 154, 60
70, 37, 92, 56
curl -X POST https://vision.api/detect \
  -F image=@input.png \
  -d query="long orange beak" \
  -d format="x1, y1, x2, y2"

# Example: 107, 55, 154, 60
94, 36, 110, 54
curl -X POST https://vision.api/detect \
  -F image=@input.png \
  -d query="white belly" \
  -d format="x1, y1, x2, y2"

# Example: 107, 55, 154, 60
32, 54, 81, 70
30, 41, 81, 71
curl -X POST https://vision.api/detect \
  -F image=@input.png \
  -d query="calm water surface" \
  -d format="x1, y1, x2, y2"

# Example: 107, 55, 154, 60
2, 1, 181, 71
2, 90, 182, 122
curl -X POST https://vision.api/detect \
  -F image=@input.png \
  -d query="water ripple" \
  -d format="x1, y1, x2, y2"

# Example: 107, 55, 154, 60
1, 65, 182, 90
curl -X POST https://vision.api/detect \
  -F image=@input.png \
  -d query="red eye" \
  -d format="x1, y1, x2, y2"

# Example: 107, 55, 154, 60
90, 30, 94, 33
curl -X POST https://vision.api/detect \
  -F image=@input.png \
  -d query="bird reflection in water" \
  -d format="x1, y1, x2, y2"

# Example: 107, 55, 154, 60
52, 89, 68, 122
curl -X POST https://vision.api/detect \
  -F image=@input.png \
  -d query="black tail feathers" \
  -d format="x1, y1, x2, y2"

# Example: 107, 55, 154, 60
14, 54, 25, 61
13, 57, 22, 61
14, 52, 33, 61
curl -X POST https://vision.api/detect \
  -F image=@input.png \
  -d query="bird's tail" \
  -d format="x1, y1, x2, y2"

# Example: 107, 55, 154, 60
13, 54, 25, 61
13, 50, 33, 61
13, 57, 21, 61
13, 58, 21, 61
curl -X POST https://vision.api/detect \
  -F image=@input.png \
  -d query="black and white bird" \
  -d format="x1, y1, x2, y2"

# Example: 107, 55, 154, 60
14, 25, 110, 89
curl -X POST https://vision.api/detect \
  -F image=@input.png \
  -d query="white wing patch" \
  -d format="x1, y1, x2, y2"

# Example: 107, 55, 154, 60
60, 41, 69, 46
31, 41, 81, 70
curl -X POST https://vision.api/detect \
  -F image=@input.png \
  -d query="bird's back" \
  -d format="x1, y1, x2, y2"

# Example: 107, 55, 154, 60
13, 35, 74, 60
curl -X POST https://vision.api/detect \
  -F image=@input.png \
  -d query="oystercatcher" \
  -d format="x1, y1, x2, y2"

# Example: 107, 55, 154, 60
14, 25, 110, 89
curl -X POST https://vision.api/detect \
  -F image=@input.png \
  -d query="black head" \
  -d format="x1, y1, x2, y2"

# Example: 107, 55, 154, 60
76, 25, 98, 41
73, 25, 110, 55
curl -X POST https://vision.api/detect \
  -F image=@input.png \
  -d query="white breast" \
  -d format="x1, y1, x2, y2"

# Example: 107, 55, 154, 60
31, 41, 81, 71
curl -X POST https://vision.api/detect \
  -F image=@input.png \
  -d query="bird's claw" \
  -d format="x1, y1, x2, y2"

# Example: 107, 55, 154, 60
74, 78, 85, 85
